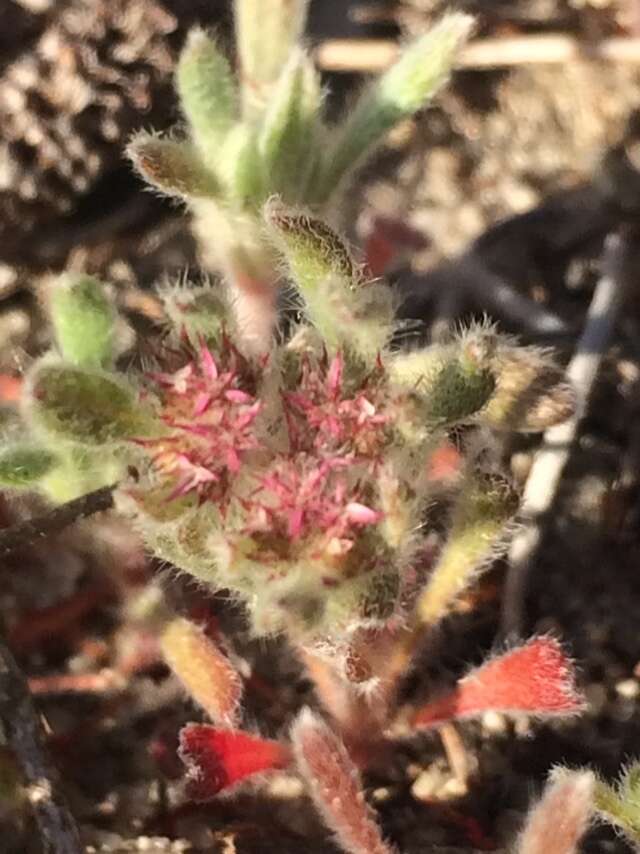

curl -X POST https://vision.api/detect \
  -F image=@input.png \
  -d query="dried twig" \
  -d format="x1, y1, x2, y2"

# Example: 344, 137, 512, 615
0, 484, 115, 559
501, 230, 635, 638
316, 35, 640, 74
416, 256, 570, 340
439, 722, 469, 789
27, 669, 125, 696
0, 639, 82, 854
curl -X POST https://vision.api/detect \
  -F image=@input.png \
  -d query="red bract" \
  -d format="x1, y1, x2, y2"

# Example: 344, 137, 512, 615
178, 724, 291, 801
412, 637, 586, 729
138, 340, 261, 504
363, 216, 429, 277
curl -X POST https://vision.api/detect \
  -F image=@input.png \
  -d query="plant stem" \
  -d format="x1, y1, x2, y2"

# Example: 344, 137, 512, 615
0, 484, 115, 558
0, 639, 82, 854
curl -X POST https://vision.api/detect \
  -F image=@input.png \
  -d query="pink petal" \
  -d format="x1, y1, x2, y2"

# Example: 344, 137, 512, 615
194, 392, 212, 416
327, 353, 344, 396
288, 507, 305, 539
226, 446, 241, 473
346, 503, 383, 526
200, 345, 218, 380
224, 389, 252, 404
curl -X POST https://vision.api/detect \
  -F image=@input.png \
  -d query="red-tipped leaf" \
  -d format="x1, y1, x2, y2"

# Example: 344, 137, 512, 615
413, 636, 586, 729
179, 724, 291, 801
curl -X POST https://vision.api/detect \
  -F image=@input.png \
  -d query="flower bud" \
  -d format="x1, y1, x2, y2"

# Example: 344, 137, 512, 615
127, 135, 220, 200
50, 275, 115, 369
417, 472, 517, 625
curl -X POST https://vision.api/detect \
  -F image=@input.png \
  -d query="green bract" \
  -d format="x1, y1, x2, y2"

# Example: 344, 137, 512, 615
0, 445, 58, 488
27, 363, 155, 445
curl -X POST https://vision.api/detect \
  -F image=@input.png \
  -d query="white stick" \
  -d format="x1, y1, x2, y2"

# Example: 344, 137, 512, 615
316, 35, 640, 74
501, 233, 627, 638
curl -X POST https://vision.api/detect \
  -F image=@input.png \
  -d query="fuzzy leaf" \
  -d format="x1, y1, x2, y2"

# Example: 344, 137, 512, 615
291, 708, 397, 854
177, 29, 237, 156
161, 618, 242, 727
266, 200, 358, 292
319, 13, 473, 197
412, 637, 586, 728
417, 472, 517, 625
594, 761, 640, 844
40, 446, 122, 504
389, 329, 496, 428
158, 282, 227, 345
179, 724, 290, 801
27, 362, 156, 446
235, 0, 311, 117
518, 770, 595, 854
481, 344, 575, 432
50, 275, 115, 369
128, 135, 220, 199
0, 444, 58, 489
258, 48, 323, 200
265, 200, 392, 360
217, 125, 264, 204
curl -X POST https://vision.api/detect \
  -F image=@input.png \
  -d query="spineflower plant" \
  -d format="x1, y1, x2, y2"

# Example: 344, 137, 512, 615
0, 3, 586, 851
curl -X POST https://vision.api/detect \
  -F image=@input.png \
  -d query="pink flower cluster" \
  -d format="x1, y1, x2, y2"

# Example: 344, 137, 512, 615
135, 342, 396, 566
136, 340, 262, 504
284, 352, 389, 458
244, 455, 382, 564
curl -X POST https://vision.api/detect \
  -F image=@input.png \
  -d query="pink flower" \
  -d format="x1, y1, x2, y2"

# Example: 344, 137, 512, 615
133, 340, 391, 573
137, 340, 261, 505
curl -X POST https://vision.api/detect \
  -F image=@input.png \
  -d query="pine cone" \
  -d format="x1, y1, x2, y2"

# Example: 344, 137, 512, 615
0, 0, 181, 240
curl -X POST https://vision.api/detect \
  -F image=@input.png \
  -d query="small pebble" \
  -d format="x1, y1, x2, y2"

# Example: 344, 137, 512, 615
266, 773, 304, 799
482, 711, 508, 736
411, 762, 463, 802
513, 715, 533, 738
372, 787, 392, 803
615, 678, 639, 699
411, 766, 446, 801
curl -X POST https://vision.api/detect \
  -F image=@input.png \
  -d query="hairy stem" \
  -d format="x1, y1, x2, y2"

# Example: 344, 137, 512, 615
0, 484, 115, 558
